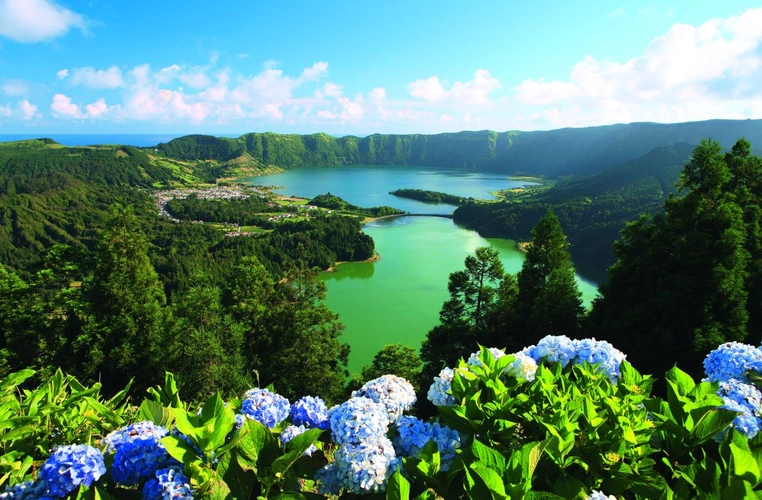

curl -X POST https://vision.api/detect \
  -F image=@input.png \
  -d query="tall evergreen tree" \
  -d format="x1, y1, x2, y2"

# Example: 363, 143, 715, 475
83, 205, 166, 394
420, 247, 507, 391
516, 209, 583, 342
589, 139, 752, 379
224, 258, 349, 403
164, 284, 249, 402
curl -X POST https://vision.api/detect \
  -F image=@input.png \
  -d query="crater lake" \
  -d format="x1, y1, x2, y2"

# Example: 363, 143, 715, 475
247, 165, 598, 373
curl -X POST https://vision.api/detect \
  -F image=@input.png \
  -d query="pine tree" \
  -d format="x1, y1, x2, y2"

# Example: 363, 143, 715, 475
420, 247, 507, 393
83, 205, 166, 394
589, 139, 753, 379
516, 209, 583, 342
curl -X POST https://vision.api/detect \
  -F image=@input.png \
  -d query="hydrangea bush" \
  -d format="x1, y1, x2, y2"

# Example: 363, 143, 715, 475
4, 336, 762, 499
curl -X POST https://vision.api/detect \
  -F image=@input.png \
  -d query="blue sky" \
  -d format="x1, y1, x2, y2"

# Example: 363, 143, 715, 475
0, 0, 761, 135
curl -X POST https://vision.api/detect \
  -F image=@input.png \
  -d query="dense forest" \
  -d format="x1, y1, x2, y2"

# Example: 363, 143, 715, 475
390, 188, 469, 205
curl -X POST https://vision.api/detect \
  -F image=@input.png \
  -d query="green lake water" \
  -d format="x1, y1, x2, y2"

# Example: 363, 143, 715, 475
246, 166, 599, 374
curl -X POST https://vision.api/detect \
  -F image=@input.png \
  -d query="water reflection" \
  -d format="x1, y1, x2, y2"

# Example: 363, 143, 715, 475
323, 261, 376, 281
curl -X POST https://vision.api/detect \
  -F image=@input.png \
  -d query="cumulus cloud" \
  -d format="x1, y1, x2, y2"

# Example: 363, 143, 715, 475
407, 69, 501, 104
51, 93, 82, 118
1, 80, 29, 96
18, 99, 38, 120
514, 7, 762, 127
56, 69, 69, 80
0, 0, 86, 43
69, 66, 125, 89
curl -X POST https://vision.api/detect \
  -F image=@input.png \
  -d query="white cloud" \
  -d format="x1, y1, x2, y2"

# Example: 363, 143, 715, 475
56, 69, 69, 80
300, 62, 328, 81
69, 66, 125, 89
84, 98, 112, 118
513, 7, 762, 128
0, 0, 86, 43
1, 79, 29, 96
368, 87, 387, 103
18, 99, 38, 120
315, 82, 343, 99
51, 93, 82, 118
407, 69, 501, 104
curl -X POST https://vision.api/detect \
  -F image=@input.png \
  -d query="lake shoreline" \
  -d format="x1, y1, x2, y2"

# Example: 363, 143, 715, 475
326, 252, 381, 272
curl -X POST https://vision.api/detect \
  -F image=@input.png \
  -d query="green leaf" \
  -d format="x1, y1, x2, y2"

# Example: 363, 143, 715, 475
524, 492, 565, 500
0, 370, 35, 393
197, 395, 236, 455
138, 399, 173, 428
171, 407, 200, 443
730, 432, 761, 483
161, 435, 202, 465
552, 475, 586, 500
204, 476, 233, 500
236, 419, 271, 469
471, 439, 507, 473
218, 450, 257, 500
386, 469, 411, 500
465, 464, 507, 499
665, 366, 696, 396
691, 408, 737, 443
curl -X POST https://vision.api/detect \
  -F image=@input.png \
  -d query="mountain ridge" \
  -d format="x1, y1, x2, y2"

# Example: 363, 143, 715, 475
155, 119, 762, 178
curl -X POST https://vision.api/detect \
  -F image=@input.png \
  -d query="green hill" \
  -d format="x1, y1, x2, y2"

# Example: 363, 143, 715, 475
155, 119, 762, 177
453, 143, 696, 278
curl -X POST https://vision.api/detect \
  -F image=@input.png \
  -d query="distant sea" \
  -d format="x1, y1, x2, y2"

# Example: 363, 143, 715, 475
0, 134, 198, 147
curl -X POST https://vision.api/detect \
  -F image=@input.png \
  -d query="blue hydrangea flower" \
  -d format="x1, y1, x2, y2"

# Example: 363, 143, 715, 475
142, 465, 194, 500
352, 375, 416, 423
585, 491, 616, 500
393, 416, 432, 457
234, 414, 246, 430
111, 436, 172, 486
0, 479, 53, 500
314, 463, 341, 496
328, 396, 390, 445
103, 421, 169, 453
280, 425, 317, 456
324, 438, 400, 494
430, 422, 461, 472
40, 444, 106, 498
503, 351, 538, 382
466, 347, 506, 368
427, 367, 456, 407
290, 395, 330, 429
717, 378, 762, 438
573, 338, 626, 382
704, 342, 762, 383
524, 335, 577, 367
241, 388, 290, 429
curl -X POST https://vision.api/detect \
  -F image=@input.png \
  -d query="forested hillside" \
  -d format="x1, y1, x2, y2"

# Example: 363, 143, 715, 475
156, 119, 762, 176
453, 143, 696, 276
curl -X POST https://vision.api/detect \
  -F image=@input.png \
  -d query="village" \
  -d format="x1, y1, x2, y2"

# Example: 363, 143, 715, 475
153, 184, 329, 237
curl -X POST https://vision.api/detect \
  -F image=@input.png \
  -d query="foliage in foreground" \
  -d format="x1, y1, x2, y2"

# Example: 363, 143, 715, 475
4, 338, 762, 499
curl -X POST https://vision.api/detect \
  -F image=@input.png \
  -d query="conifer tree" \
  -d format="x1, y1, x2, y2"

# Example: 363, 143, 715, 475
516, 209, 583, 342
224, 258, 349, 403
589, 139, 753, 379
83, 204, 166, 393
420, 246, 507, 392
